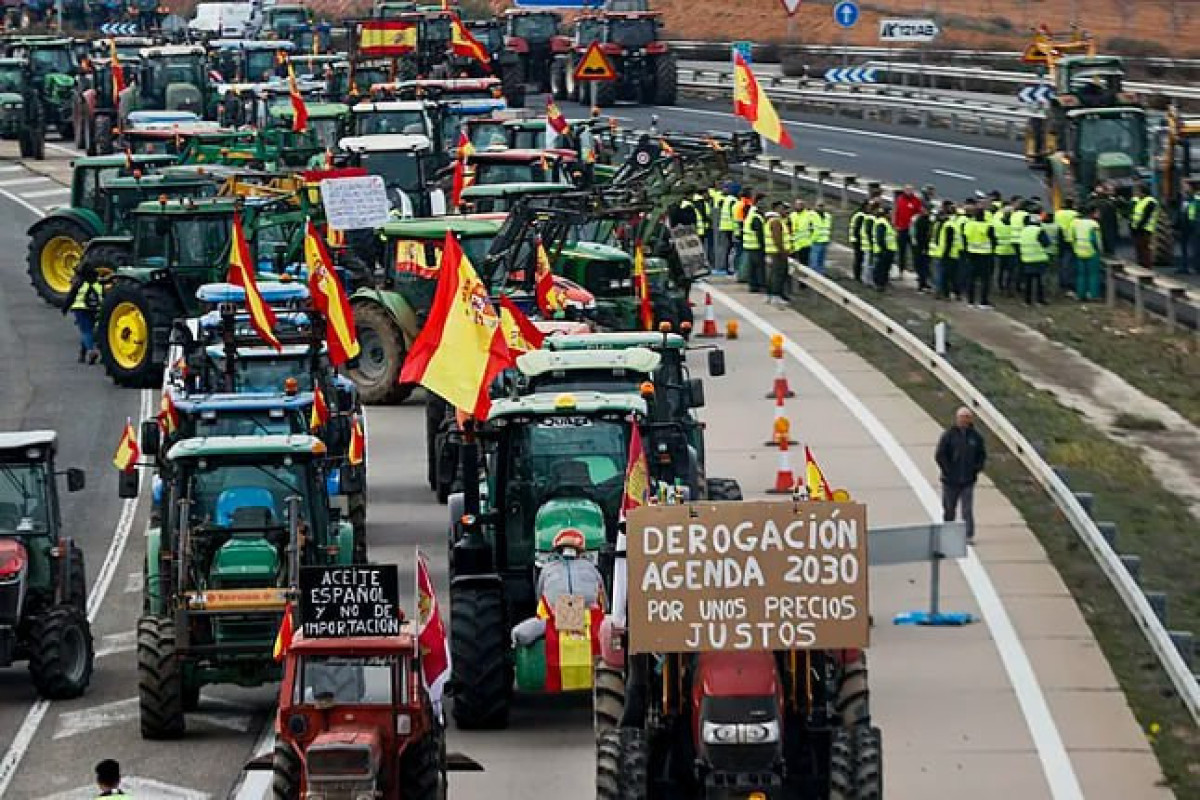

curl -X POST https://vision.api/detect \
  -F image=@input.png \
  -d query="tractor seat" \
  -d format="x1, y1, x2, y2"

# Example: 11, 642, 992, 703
554, 460, 592, 489
215, 487, 277, 528
0, 502, 20, 530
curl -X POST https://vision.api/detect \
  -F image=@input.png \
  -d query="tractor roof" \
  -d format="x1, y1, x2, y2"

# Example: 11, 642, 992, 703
209, 39, 295, 51
379, 215, 502, 239
503, 8, 559, 16
489, 390, 646, 420
196, 281, 310, 305
0, 57, 26, 67
441, 98, 509, 116
351, 99, 432, 113
544, 332, 687, 351
398, 77, 500, 92
288, 627, 416, 654
204, 343, 316, 359
75, 153, 178, 169
132, 196, 239, 215
468, 149, 572, 164
173, 392, 314, 413
281, 101, 349, 119
141, 44, 206, 58
516, 346, 660, 377
11, 36, 74, 47
0, 431, 57, 459
459, 182, 574, 199
338, 133, 433, 153
167, 434, 326, 461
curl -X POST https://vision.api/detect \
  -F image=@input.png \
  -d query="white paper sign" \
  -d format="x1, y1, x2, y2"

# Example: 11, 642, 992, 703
319, 175, 392, 231
878, 18, 940, 41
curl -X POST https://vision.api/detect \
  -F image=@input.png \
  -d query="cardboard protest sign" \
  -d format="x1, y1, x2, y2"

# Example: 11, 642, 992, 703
298, 564, 402, 638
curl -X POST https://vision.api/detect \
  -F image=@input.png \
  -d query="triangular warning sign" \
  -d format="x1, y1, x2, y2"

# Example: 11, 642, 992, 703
573, 41, 617, 82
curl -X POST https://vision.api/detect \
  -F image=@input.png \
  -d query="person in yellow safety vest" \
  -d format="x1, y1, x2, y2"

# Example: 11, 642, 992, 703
983, 190, 1002, 222
860, 201, 877, 281
809, 201, 833, 274
929, 200, 957, 299
848, 199, 871, 282
742, 193, 767, 292
1053, 197, 1078, 293
871, 205, 897, 290
962, 207, 997, 308
1130, 183, 1159, 268
788, 199, 812, 266
946, 200, 973, 300
62, 262, 104, 364
1183, 180, 1200, 275
733, 188, 753, 282
1071, 207, 1104, 301
1040, 210, 1060, 288
707, 183, 724, 264
765, 201, 791, 304
715, 186, 738, 275
991, 203, 1016, 295
1017, 212, 1052, 305
678, 195, 706, 239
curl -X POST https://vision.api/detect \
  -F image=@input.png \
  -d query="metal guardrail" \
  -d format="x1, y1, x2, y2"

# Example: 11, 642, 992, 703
788, 261, 1200, 725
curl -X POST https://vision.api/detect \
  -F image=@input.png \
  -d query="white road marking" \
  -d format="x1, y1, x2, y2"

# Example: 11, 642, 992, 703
0, 387, 150, 798
704, 283, 1085, 800
45, 143, 84, 158
819, 147, 858, 158
95, 630, 136, 659
933, 168, 977, 181
22, 186, 70, 198
124, 570, 143, 593
53, 696, 254, 741
42, 775, 210, 800
0, 164, 23, 172
0, 176, 51, 187
230, 719, 276, 800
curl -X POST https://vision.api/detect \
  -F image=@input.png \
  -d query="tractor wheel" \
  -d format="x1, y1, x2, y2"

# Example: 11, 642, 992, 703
593, 663, 625, 740
137, 615, 186, 739
595, 729, 622, 799
828, 726, 856, 800
594, 79, 618, 108
27, 604, 94, 699
27, 217, 89, 306
836, 652, 871, 728
347, 300, 411, 405
79, 243, 133, 277
1152, 220, 1175, 267
611, 728, 649, 800
501, 60, 526, 109
653, 52, 678, 106
32, 123, 45, 161
351, 505, 368, 563
398, 728, 446, 800
94, 114, 114, 155
854, 726, 883, 800
450, 584, 511, 730
18, 129, 29, 158
705, 477, 743, 501
566, 61, 580, 103
270, 741, 301, 800
98, 282, 177, 388
68, 544, 87, 610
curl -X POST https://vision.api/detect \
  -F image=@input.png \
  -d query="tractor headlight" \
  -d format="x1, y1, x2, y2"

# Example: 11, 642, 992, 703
741, 719, 780, 744
702, 722, 739, 745
2, 102, 19, 109
702, 719, 780, 745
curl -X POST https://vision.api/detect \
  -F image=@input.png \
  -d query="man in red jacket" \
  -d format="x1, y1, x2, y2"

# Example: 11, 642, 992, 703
893, 185, 924, 275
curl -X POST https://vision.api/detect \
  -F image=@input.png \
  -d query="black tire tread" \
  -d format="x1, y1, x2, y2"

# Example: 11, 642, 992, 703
450, 585, 511, 730
347, 300, 409, 405
653, 52, 677, 106
854, 726, 883, 800
27, 604, 94, 699
27, 217, 89, 306
97, 281, 178, 388
592, 663, 624, 740
836, 654, 871, 728
270, 740, 301, 800
137, 615, 186, 739
398, 729, 446, 800
595, 728, 622, 799
828, 726, 855, 800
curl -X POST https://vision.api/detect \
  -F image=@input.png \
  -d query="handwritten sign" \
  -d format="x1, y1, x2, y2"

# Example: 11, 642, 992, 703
319, 175, 391, 231
626, 501, 869, 653
299, 565, 402, 638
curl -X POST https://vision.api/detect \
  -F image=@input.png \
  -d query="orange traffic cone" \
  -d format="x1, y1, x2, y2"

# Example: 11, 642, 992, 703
766, 434, 797, 494
698, 292, 722, 338
764, 334, 794, 398
765, 387, 798, 447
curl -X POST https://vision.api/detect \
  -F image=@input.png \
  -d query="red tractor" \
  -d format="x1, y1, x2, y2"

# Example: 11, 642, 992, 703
551, 10, 678, 107
501, 9, 571, 96
267, 630, 449, 800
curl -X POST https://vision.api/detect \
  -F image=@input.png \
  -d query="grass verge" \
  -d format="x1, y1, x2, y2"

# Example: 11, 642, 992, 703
790, 279, 1200, 796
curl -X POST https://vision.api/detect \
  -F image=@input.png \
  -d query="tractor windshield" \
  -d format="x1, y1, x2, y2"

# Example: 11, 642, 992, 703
0, 463, 50, 533
191, 410, 303, 437
391, 235, 494, 313
308, 117, 344, 149
28, 47, 74, 76
510, 128, 545, 150
423, 17, 453, 43
506, 414, 628, 519
146, 59, 206, 96
511, 14, 557, 42
473, 161, 552, 185
246, 50, 282, 82
469, 121, 507, 150
209, 354, 315, 393
135, 213, 231, 269
608, 19, 657, 48
526, 369, 647, 395
297, 655, 396, 704
360, 150, 423, 195
355, 109, 429, 136
0, 65, 23, 93
1077, 114, 1146, 162
270, 8, 308, 33
186, 459, 314, 530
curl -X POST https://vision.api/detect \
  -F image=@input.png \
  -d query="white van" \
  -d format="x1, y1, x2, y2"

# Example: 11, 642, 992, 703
188, 1, 262, 38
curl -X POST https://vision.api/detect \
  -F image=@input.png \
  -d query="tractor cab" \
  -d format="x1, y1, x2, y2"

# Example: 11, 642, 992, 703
351, 98, 436, 138
458, 182, 574, 213
92, 36, 155, 61
139, 45, 210, 115
435, 97, 509, 158
337, 134, 442, 217
370, 0, 418, 18
468, 148, 576, 186
3, 36, 77, 138
208, 39, 293, 85
262, 3, 312, 39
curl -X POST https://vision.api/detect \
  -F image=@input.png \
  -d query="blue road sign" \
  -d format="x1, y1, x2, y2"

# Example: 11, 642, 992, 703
823, 66, 878, 84
833, 0, 859, 28
1018, 83, 1056, 105
732, 40, 752, 64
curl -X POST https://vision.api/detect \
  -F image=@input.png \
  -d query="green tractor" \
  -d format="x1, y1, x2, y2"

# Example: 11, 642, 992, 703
0, 57, 47, 161
0, 431, 92, 700
120, 434, 358, 739
138, 44, 211, 116
2, 36, 78, 140
24, 153, 201, 307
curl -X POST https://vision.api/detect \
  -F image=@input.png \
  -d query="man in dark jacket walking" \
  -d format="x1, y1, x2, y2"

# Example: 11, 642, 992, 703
935, 407, 987, 542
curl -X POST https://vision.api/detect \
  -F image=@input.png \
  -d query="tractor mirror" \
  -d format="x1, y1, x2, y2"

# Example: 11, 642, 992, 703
707, 348, 725, 377
686, 377, 706, 409
65, 468, 86, 493
341, 466, 364, 496
117, 469, 139, 499
141, 419, 161, 458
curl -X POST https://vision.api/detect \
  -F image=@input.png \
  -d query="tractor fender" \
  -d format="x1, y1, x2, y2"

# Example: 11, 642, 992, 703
28, 207, 102, 239
82, 235, 134, 258
645, 42, 668, 55
334, 520, 356, 564
107, 267, 157, 285
350, 287, 421, 345
505, 35, 529, 54
598, 616, 625, 669
550, 35, 571, 54
144, 525, 165, 615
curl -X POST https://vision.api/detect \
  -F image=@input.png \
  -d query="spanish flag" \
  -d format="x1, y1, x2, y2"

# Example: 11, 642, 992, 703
804, 445, 833, 501
498, 295, 545, 355
112, 419, 139, 472
546, 96, 568, 135
633, 241, 653, 331
449, 14, 490, 65
416, 551, 451, 713
399, 232, 513, 420
620, 419, 648, 522
537, 595, 604, 692
359, 20, 417, 57
158, 391, 180, 436
304, 220, 360, 366
309, 384, 330, 432
228, 212, 282, 351
660, 137, 675, 157
287, 60, 308, 133
534, 237, 565, 317
451, 128, 473, 208
272, 601, 295, 661
349, 416, 365, 466
733, 51, 794, 149
109, 39, 125, 99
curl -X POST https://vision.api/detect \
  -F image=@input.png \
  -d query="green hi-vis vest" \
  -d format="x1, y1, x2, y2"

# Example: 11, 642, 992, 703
1018, 224, 1048, 263
742, 207, 764, 250
964, 219, 993, 254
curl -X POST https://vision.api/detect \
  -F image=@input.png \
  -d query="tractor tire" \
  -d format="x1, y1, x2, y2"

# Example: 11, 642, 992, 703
593, 663, 625, 740
653, 52, 678, 106
828, 726, 856, 800
32, 125, 45, 161
450, 584, 511, 730
79, 243, 133, 276
398, 728, 447, 800
270, 741, 301, 800
854, 726, 883, 800
68, 544, 87, 610
1151, 221, 1174, 267
137, 615, 186, 740
27, 217, 89, 306
94, 114, 114, 155
705, 477, 743, 501
595, 729, 622, 799
351, 508, 368, 563
594, 79, 618, 108
18, 129, 29, 158
596, 728, 647, 800
836, 653, 871, 728
347, 300, 411, 405
27, 604, 94, 699
97, 281, 178, 388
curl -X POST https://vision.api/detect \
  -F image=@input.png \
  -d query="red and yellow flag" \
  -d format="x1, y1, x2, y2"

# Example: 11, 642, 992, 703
287, 60, 308, 133
399, 232, 512, 420
109, 39, 125, 99
534, 238, 566, 317
451, 129, 472, 208
228, 212, 282, 351
112, 419, 140, 472
733, 51, 794, 149
620, 419, 648, 521
158, 391, 180, 436
633, 241, 653, 331
416, 551, 451, 710
358, 20, 417, 56
349, 416, 365, 465
309, 385, 330, 432
449, 14, 490, 65
537, 595, 604, 692
804, 445, 833, 501
660, 137, 675, 156
546, 96, 568, 135
304, 220, 360, 366
498, 295, 545, 355
272, 601, 295, 661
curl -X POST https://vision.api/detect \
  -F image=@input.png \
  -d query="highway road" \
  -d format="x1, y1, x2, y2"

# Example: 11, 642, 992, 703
0, 119, 1163, 800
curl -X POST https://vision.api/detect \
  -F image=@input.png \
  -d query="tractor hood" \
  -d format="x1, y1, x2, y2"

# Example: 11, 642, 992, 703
1094, 151, 1135, 182
44, 73, 74, 94
305, 726, 383, 786
534, 498, 607, 554
209, 535, 280, 587
561, 241, 630, 264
